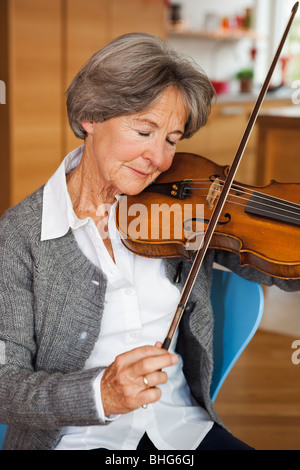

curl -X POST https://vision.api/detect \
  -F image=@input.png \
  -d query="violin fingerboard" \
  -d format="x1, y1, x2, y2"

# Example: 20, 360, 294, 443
245, 191, 300, 227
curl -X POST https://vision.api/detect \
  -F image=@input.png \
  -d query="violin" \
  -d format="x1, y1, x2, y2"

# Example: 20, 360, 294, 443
116, 152, 300, 280
117, 2, 299, 350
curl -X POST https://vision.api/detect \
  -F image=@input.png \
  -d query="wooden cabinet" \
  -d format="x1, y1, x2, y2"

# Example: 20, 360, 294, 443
255, 106, 300, 185
176, 97, 291, 186
0, 0, 166, 214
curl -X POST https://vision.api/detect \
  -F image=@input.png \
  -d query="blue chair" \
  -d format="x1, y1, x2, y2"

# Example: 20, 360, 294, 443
0, 425, 6, 450
0, 268, 264, 449
210, 268, 264, 402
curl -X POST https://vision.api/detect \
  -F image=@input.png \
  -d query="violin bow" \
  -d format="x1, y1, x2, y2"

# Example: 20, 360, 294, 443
162, 1, 299, 351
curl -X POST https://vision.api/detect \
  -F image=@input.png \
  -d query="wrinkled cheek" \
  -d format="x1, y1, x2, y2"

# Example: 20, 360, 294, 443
163, 153, 176, 172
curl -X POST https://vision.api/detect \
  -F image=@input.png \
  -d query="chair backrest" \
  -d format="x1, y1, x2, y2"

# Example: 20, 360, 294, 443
210, 268, 264, 402
0, 425, 6, 450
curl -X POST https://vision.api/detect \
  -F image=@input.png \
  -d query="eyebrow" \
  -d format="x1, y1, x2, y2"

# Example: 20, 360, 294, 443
134, 118, 184, 135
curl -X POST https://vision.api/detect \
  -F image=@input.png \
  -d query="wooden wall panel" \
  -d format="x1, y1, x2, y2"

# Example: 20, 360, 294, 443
0, 0, 10, 215
9, 0, 62, 205
64, 0, 109, 154
110, 0, 166, 39
64, 0, 166, 155
2, 0, 167, 209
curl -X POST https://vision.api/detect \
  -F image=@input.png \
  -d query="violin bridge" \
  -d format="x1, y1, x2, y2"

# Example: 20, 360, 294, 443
206, 178, 222, 210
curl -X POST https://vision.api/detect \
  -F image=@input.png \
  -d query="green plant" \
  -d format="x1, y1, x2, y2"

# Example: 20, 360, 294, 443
236, 68, 254, 79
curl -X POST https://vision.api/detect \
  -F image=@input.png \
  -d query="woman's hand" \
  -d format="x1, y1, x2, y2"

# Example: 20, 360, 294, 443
101, 342, 178, 416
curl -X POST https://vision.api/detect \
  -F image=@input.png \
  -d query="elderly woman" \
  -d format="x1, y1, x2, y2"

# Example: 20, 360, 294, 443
0, 33, 298, 451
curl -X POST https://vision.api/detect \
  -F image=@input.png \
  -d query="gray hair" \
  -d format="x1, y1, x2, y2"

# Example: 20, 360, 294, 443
66, 32, 215, 140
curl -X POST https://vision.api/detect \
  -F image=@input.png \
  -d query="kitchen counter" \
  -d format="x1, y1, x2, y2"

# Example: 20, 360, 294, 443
214, 86, 293, 104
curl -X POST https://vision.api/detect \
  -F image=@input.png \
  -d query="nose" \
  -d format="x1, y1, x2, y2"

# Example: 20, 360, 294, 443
143, 140, 174, 171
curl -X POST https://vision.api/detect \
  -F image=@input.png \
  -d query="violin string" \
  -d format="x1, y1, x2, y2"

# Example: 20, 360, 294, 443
187, 192, 300, 223
221, 179, 300, 211
186, 178, 300, 210
186, 179, 299, 208
190, 189, 300, 220
185, 184, 300, 221
186, 180, 300, 218
188, 185, 300, 218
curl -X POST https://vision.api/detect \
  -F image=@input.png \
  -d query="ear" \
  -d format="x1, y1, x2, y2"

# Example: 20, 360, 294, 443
81, 121, 95, 135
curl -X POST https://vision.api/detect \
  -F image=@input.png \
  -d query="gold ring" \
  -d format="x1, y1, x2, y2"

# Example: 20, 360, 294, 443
143, 376, 150, 389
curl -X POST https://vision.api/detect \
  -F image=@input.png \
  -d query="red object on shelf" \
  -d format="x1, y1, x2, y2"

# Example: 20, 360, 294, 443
280, 55, 291, 85
250, 47, 257, 62
221, 17, 230, 30
211, 80, 229, 95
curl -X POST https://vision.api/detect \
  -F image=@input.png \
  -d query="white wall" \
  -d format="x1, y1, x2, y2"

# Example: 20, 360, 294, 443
172, 0, 255, 32
168, 0, 259, 87
168, 0, 290, 89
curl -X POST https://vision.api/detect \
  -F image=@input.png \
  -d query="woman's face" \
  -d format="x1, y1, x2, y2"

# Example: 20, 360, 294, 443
81, 87, 187, 196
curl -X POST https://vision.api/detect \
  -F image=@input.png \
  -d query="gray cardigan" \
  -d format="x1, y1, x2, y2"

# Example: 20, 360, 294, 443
0, 187, 298, 450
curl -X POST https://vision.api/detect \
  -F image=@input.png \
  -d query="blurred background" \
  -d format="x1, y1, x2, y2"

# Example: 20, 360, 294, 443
0, 0, 300, 449
1, 0, 300, 210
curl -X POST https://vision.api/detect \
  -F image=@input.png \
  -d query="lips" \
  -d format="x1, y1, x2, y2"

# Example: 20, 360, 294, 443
127, 166, 152, 178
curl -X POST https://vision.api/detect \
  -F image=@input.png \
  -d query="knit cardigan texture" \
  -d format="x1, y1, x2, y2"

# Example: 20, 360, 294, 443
0, 187, 298, 450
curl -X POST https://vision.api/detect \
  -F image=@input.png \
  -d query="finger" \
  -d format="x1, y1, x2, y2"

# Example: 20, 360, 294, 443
141, 370, 168, 389
138, 386, 162, 407
131, 351, 178, 379
114, 344, 173, 369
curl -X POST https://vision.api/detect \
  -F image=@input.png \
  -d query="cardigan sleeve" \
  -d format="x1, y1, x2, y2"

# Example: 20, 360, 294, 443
0, 211, 106, 430
213, 249, 300, 292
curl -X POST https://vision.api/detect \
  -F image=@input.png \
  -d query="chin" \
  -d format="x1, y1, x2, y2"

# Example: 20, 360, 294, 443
119, 179, 151, 196
122, 186, 145, 196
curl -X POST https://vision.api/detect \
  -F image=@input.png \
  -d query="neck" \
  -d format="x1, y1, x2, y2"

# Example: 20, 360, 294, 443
66, 144, 117, 261
67, 144, 117, 221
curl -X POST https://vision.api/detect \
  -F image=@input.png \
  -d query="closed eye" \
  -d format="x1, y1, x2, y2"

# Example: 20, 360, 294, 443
166, 138, 176, 146
138, 131, 177, 146
138, 132, 150, 137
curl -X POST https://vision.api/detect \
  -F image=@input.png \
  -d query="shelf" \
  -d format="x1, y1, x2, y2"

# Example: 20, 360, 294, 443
167, 28, 260, 42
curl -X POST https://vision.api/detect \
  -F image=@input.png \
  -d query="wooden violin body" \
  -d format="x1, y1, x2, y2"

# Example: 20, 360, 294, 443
116, 153, 300, 279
